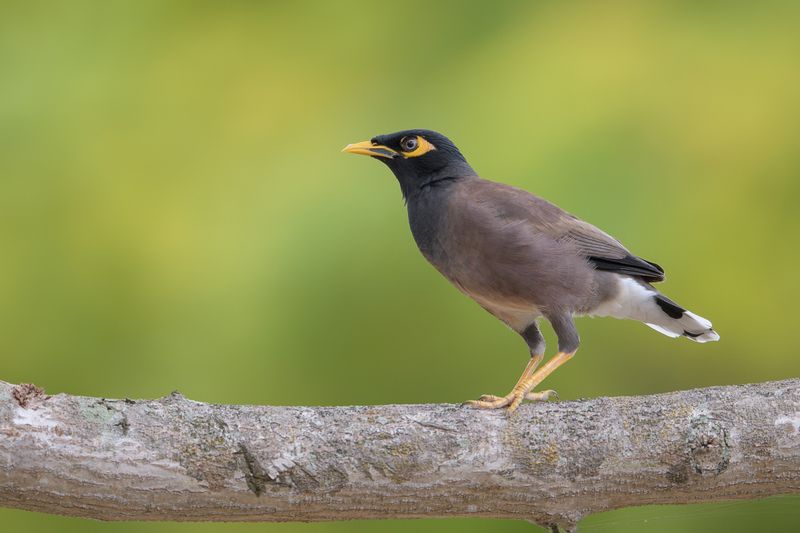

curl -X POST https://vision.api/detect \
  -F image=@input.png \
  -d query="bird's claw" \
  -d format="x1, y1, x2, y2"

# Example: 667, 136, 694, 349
464, 388, 558, 413
477, 394, 504, 402
525, 389, 558, 401
463, 394, 516, 410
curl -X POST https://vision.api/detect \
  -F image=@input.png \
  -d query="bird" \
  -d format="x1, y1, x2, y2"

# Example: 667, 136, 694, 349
343, 130, 719, 412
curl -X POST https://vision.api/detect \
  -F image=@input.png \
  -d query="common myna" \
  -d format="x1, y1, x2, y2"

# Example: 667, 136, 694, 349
344, 130, 718, 412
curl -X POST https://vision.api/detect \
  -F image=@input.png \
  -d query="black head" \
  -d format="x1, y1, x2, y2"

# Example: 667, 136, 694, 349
343, 129, 476, 199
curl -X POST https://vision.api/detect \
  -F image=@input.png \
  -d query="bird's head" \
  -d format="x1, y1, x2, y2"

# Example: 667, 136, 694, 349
343, 129, 476, 199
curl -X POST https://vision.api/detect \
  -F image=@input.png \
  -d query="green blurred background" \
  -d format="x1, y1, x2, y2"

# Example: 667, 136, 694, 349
2, 1, 799, 531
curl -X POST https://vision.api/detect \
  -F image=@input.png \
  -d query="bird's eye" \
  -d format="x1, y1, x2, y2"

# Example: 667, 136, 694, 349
401, 136, 419, 152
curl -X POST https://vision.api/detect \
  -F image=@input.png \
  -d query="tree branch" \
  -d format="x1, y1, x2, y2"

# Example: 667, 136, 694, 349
1, 379, 799, 531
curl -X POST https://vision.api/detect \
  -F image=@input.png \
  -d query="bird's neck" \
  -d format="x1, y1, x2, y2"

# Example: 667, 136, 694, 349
399, 162, 477, 202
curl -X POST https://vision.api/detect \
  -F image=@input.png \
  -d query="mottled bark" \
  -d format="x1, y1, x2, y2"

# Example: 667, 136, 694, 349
1, 379, 799, 531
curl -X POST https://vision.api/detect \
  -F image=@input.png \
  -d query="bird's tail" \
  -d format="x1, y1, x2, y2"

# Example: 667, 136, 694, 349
591, 277, 719, 343
645, 293, 720, 343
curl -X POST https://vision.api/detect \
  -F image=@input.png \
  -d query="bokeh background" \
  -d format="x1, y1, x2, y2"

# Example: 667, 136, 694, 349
2, 1, 799, 532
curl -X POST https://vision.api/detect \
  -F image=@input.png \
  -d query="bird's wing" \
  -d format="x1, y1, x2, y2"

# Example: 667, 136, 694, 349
554, 218, 665, 282
474, 180, 666, 282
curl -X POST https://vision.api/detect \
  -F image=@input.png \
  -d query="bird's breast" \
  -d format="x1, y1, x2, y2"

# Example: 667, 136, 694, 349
406, 190, 450, 264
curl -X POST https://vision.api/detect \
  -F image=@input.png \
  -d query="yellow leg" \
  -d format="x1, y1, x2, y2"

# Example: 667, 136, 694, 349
474, 353, 543, 403
465, 350, 575, 413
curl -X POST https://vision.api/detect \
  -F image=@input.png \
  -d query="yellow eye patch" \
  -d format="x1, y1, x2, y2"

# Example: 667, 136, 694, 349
401, 136, 436, 158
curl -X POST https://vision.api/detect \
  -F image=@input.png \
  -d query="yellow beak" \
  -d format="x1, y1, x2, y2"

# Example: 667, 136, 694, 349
342, 140, 398, 159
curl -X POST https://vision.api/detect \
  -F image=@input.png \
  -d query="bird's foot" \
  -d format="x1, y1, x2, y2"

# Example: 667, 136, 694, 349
477, 389, 558, 402
463, 351, 574, 413
464, 389, 557, 412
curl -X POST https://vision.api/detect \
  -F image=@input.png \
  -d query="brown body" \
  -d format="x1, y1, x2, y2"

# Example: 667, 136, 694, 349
409, 177, 620, 332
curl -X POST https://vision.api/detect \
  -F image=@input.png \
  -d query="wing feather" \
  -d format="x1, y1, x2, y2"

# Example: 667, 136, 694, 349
472, 180, 666, 282
557, 219, 665, 282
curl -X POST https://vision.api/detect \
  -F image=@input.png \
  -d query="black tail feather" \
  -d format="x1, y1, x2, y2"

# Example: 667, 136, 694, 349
653, 293, 686, 319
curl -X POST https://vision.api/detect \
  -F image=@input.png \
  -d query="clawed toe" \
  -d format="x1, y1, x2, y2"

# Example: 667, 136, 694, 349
477, 394, 505, 402
525, 389, 558, 401
463, 395, 512, 409
464, 388, 558, 412
464, 389, 525, 412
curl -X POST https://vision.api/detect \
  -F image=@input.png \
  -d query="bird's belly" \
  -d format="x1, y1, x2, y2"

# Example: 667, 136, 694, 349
421, 243, 545, 332
454, 281, 542, 332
